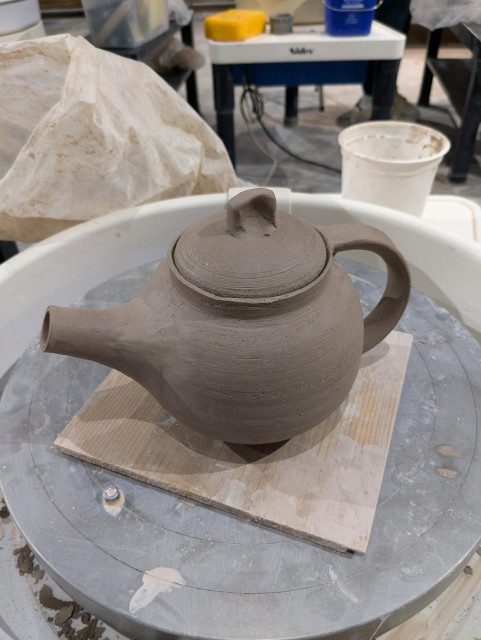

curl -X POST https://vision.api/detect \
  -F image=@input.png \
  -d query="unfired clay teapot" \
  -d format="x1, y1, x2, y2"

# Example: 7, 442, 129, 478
41, 188, 410, 444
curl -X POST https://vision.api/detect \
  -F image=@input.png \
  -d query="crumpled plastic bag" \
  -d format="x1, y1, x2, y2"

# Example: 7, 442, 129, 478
410, 0, 481, 31
0, 34, 240, 242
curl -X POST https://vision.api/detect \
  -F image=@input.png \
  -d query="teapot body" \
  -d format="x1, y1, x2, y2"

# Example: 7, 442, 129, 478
41, 188, 410, 445
156, 256, 364, 444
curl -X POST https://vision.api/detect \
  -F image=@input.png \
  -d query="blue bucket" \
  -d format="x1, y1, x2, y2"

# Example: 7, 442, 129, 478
324, 0, 379, 37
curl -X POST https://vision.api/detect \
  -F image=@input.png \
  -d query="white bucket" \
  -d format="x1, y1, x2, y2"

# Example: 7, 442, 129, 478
338, 121, 451, 216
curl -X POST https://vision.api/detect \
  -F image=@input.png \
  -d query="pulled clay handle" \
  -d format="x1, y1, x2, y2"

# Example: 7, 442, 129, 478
321, 224, 411, 353
226, 188, 277, 237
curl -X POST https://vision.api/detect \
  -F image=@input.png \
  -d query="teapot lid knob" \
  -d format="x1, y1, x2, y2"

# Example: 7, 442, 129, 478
226, 189, 277, 238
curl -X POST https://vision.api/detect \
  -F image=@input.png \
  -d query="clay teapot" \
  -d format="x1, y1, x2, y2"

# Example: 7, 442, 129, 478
41, 188, 410, 444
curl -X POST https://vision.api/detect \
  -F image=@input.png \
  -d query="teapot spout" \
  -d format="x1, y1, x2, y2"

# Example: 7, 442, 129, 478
41, 304, 131, 372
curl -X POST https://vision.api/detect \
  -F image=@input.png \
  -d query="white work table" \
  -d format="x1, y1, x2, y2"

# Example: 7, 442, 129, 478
209, 21, 406, 64
208, 22, 406, 165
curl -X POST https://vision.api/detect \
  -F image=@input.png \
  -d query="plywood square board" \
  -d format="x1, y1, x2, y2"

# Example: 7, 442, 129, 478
56, 331, 412, 553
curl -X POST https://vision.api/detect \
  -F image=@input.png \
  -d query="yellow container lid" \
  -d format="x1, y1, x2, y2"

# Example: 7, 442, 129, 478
205, 9, 266, 41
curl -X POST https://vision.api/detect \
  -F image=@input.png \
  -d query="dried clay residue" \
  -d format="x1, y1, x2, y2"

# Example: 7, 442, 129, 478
0, 500, 10, 541
13, 543, 45, 582
435, 444, 463, 458
0, 502, 10, 519
130, 566, 185, 615
436, 467, 458, 479
13, 540, 109, 640
102, 488, 125, 516
327, 565, 360, 604
38, 585, 107, 640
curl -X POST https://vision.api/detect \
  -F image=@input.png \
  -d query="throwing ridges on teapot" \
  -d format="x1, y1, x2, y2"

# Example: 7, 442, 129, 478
41, 188, 410, 444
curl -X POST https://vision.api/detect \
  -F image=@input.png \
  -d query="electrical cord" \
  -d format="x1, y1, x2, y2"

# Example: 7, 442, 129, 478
239, 84, 278, 185
240, 85, 342, 175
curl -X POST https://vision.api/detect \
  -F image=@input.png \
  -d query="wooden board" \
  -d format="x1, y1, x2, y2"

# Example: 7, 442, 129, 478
56, 331, 412, 553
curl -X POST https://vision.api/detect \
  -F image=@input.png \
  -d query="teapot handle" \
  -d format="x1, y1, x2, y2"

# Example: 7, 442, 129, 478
320, 223, 411, 353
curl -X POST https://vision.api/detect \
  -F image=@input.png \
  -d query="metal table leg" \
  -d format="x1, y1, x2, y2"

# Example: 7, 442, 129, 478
370, 58, 401, 120
212, 63, 236, 167
449, 61, 481, 183
284, 86, 298, 127
418, 28, 443, 107
181, 21, 200, 113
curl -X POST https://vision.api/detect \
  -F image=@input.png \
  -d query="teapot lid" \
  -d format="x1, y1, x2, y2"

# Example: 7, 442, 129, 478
173, 188, 327, 298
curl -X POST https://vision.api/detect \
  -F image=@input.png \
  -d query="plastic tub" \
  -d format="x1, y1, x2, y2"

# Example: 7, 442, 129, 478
236, 0, 324, 25
270, 13, 294, 34
338, 121, 451, 216
81, 0, 169, 48
0, 0, 40, 36
324, 0, 377, 37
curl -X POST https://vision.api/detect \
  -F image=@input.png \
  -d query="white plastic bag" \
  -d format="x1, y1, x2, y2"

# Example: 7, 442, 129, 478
0, 34, 240, 242
410, 0, 481, 31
